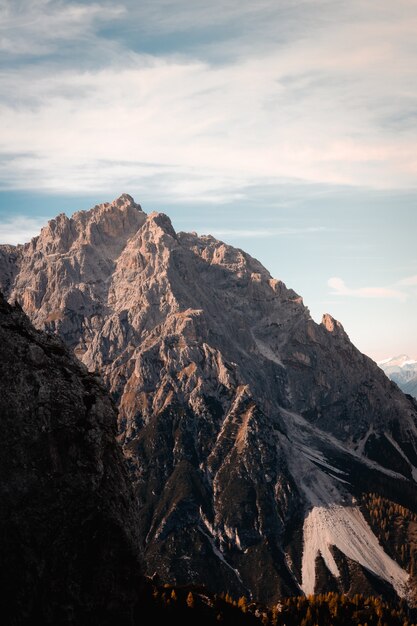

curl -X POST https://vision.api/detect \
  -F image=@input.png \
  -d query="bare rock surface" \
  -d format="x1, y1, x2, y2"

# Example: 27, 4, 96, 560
2, 194, 417, 603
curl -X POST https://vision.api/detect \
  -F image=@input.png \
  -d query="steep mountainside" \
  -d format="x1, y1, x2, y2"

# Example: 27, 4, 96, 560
2, 194, 417, 604
0, 293, 267, 626
0, 293, 144, 625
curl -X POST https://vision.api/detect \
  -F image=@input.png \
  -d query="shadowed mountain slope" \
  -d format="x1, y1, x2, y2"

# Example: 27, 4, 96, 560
0, 293, 144, 625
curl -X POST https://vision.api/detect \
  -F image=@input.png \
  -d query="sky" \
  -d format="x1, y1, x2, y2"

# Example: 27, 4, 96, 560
0, 0, 416, 360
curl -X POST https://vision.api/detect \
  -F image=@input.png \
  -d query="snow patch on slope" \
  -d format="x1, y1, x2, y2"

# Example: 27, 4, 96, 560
301, 504, 409, 598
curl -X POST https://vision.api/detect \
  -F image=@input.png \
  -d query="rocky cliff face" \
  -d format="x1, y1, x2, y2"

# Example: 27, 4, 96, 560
0, 293, 144, 625
2, 194, 417, 604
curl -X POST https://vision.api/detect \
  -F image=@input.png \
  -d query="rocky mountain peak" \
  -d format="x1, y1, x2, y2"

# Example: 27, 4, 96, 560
72, 192, 144, 228
39, 193, 146, 255
112, 192, 140, 208
1, 196, 417, 605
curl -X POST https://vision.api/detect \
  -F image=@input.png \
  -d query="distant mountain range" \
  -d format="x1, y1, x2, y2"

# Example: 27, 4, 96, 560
1, 194, 417, 612
378, 355, 417, 399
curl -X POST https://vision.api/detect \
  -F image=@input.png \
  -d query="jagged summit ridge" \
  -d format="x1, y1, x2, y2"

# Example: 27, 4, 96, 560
0, 194, 147, 332
39, 193, 146, 253
1, 195, 417, 604
72, 192, 144, 222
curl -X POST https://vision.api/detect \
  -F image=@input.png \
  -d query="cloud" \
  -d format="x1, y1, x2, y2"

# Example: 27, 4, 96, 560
0, 1, 417, 198
0, 1, 125, 56
328, 277, 407, 301
128, 0, 280, 35
397, 274, 417, 287
0, 216, 46, 245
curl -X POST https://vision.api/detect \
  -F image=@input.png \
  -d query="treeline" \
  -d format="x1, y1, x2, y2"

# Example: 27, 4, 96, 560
145, 584, 416, 625
143, 491, 417, 624
360, 492, 417, 575
270, 592, 415, 626
143, 583, 259, 625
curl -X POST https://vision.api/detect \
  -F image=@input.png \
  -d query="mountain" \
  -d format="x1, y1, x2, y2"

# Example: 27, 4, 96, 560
403, 376, 417, 400
2, 194, 417, 605
0, 293, 144, 625
378, 355, 417, 396
0, 292, 271, 626
378, 355, 417, 369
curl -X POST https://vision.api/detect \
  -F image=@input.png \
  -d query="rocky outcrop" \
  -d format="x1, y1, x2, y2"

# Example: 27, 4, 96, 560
0, 293, 144, 625
2, 194, 417, 604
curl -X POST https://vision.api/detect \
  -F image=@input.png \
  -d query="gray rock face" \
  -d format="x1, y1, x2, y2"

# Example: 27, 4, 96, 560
0, 293, 144, 625
2, 194, 417, 603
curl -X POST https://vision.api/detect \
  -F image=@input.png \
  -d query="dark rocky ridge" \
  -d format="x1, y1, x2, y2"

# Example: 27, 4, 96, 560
0, 294, 144, 625
2, 194, 417, 604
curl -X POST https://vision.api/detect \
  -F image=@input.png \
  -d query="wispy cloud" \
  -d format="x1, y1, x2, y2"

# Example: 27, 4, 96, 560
0, 1, 125, 56
397, 274, 417, 287
127, 0, 280, 36
328, 277, 407, 301
0, 216, 46, 245
0, 1, 417, 198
